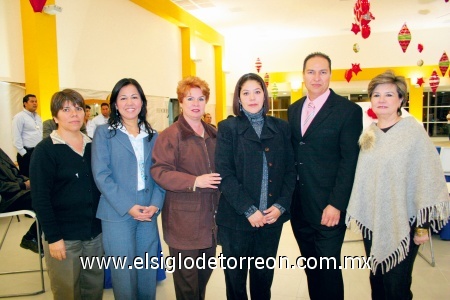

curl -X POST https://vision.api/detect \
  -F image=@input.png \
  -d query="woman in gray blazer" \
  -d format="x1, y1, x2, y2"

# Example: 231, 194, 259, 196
92, 78, 165, 300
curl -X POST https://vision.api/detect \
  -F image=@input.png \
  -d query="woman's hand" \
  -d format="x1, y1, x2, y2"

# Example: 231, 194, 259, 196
248, 210, 265, 228
263, 206, 281, 224
49, 239, 66, 261
195, 173, 221, 189
413, 233, 430, 245
129, 204, 152, 221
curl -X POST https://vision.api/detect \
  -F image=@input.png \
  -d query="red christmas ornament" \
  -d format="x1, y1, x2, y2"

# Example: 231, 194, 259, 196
367, 108, 377, 119
263, 73, 270, 88
351, 23, 361, 35
255, 58, 262, 73
429, 70, 440, 94
439, 52, 449, 77
351, 63, 362, 75
418, 44, 424, 53
398, 23, 411, 53
416, 77, 425, 87
361, 24, 371, 39
29, 0, 47, 12
345, 69, 353, 83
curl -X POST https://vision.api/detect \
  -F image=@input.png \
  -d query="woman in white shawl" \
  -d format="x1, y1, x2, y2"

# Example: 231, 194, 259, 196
347, 70, 450, 300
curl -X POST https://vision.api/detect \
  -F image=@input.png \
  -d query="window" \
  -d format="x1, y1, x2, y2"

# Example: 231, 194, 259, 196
422, 91, 450, 137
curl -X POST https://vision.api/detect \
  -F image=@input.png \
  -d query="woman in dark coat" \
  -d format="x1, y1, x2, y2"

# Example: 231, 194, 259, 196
215, 73, 296, 300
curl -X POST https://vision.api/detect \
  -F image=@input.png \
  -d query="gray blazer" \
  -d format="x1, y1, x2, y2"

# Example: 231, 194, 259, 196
92, 124, 165, 222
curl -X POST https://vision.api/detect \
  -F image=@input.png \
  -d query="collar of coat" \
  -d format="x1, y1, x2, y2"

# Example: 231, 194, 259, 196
235, 114, 280, 142
177, 113, 217, 140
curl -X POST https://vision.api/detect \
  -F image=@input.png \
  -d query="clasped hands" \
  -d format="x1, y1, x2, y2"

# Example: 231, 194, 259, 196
129, 205, 159, 222
248, 206, 281, 228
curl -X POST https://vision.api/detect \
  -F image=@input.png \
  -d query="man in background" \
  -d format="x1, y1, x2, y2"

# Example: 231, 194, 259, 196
203, 112, 216, 128
91, 102, 110, 137
11, 94, 43, 177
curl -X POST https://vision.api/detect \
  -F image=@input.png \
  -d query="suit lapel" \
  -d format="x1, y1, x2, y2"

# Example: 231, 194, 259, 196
115, 129, 136, 155
237, 116, 261, 143
291, 98, 306, 140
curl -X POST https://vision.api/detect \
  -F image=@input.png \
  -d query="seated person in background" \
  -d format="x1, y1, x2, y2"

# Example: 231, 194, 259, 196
43, 118, 87, 139
0, 147, 41, 255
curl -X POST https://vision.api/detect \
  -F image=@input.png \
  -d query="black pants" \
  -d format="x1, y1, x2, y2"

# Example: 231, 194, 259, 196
363, 227, 419, 300
1, 193, 37, 239
16, 147, 34, 177
218, 225, 283, 300
291, 217, 346, 300
169, 245, 216, 300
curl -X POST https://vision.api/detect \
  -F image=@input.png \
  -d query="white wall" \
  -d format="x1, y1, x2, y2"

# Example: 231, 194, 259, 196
56, 0, 182, 98
0, 0, 24, 82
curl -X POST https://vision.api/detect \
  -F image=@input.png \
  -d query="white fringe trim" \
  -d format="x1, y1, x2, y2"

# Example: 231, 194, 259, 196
346, 201, 450, 275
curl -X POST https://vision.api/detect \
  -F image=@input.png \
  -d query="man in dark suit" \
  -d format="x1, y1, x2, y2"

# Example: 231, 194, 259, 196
0, 147, 41, 255
288, 52, 362, 300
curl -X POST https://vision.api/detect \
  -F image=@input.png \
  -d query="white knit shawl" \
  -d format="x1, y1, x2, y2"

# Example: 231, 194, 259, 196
346, 117, 450, 274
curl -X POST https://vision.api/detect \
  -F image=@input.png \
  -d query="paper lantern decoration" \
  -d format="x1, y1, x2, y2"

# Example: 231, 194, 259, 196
417, 59, 424, 66
418, 44, 424, 53
439, 52, 449, 77
398, 23, 411, 53
429, 70, 440, 94
345, 69, 353, 82
29, 0, 47, 12
255, 58, 262, 73
352, 63, 362, 75
367, 108, 377, 119
361, 24, 371, 39
271, 83, 278, 99
416, 77, 425, 87
263, 73, 270, 88
353, 43, 360, 53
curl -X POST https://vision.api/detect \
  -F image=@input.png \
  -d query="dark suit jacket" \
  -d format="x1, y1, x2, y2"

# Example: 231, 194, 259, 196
288, 89, 362, 225
0, 148, 29, 211
215, 115, 296, 231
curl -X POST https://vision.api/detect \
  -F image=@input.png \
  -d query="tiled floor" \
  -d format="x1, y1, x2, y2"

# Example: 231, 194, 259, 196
0, 216, 449, 299
1, 137, 449, 299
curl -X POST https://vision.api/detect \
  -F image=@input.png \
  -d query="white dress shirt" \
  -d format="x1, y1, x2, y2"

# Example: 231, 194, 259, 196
12, 109, 43, 156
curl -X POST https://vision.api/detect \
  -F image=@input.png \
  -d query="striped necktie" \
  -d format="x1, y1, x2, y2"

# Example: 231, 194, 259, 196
302, 102, 315, 135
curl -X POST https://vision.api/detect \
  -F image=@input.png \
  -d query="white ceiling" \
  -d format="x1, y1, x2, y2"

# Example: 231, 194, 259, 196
172, 0, 450, 41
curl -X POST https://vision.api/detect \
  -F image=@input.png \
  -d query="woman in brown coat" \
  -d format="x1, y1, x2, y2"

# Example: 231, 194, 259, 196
151, 76, 221, 300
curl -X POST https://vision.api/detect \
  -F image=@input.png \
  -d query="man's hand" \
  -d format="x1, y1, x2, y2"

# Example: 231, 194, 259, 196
321, 205, 341, 227
24, 180, 31, 190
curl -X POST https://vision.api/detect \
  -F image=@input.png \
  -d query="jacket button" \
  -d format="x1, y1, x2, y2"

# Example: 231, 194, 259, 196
268, 163, 273, 167
269, 193, 272, 197
145, 189, 149, 193
265, 147, 269, 152
269, 179, 272, 183
300, 142, 305, 145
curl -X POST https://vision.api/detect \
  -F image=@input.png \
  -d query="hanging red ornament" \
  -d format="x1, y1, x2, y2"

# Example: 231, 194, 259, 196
439, 51, 449, 77
367, 108, 377, 119
418, 44, 424, 53
29, 0, 47, 12
351, 63, 362, 75
361, 24, 371, 39
351, 23, 361, 35
263, 73, 270, 88
345, 69, 353, 82
255, 58, 262, 73
429, 70, 440, 94
398, 23, 411, 53
416, 77, 425, 87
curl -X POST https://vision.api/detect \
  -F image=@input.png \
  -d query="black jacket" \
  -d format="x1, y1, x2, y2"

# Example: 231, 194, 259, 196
288, 89, 363, 225
215, 115, 296, 231
0, 148, 29, 212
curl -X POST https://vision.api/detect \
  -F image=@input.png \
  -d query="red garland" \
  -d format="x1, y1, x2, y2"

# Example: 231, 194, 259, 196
367, 108, 377, 119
